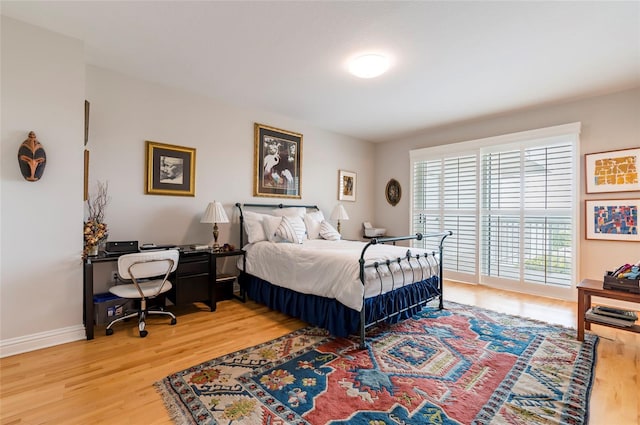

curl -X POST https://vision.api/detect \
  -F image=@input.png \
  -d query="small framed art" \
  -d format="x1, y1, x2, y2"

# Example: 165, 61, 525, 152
338, 170, 356, 201
254, 123, 302, 198
145, 141, 196, 196
585, 147, 640, 193
585, 199, 639, 241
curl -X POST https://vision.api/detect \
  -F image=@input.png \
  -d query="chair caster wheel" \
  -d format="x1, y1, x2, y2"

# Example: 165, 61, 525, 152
140, 330, 148, 338
106, 328, 114, 336
170, 318, 177, 325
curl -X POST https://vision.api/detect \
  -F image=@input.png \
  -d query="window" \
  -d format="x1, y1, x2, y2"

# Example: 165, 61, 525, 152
410, 123, 580, 296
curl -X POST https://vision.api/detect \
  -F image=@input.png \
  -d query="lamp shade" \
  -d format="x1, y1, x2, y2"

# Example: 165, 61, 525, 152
201, 201, 229, 224
330, 204, 349, 221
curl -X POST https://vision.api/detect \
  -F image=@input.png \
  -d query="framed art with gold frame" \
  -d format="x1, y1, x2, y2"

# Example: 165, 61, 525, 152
145, 141, 196, 196
84, 149, 89, 201
254, 123, 302, 198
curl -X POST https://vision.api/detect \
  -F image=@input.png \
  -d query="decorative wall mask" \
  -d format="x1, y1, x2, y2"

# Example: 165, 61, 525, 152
18, 131, 47, 181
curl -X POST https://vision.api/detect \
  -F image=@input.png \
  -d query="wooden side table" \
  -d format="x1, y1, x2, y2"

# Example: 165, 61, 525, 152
576, 278, 640, 341
212, 249, 245, 305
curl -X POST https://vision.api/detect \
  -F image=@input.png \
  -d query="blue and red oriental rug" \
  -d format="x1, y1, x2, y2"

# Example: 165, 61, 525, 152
155, 302, 598, 424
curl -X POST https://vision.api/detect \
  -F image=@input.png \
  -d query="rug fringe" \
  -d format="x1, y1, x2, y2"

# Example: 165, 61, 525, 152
154, 379, 193, 425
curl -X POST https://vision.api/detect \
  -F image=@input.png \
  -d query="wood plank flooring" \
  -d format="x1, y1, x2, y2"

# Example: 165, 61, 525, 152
1, 281, 638, 424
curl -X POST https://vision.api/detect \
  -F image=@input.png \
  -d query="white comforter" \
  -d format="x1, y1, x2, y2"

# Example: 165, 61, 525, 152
241, 239, 439, 311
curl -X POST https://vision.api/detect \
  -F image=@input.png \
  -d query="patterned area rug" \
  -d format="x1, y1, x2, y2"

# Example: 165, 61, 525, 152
155, 302, 598, 424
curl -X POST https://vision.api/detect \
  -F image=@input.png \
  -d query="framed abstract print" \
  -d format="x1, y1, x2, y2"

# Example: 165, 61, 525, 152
254, 123, 302, 199
585, 199, 639, 241
145, 141, 196, 196
585, 148, 640, 193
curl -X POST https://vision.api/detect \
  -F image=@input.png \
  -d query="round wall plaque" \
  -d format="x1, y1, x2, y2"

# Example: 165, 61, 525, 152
385, 178, 401, 206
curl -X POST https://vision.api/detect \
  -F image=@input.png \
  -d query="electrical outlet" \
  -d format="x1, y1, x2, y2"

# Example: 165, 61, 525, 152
111, 271, 119, 282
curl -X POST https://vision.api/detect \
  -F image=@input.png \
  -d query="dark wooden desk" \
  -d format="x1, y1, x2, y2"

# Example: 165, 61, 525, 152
82, 247, 245, 340
83, 252, 121, 340
576, 278, 640, 341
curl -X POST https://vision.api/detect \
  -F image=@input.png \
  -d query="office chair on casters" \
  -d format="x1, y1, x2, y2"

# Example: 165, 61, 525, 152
106, 249, 179, 338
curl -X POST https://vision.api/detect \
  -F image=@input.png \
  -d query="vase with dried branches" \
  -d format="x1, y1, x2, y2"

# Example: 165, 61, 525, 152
83, 181, 109, 257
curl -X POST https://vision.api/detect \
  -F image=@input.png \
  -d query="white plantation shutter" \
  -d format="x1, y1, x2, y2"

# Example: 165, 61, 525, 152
412, 159, 441, 241
413, 155, 477, 279
411, 123, 579, 293
481, 143, 575, 286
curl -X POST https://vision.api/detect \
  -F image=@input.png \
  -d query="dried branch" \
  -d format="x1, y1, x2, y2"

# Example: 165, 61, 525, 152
87, 181, 109, 222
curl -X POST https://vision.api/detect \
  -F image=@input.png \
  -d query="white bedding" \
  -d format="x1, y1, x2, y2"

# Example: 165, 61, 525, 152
240, 239, 439, 311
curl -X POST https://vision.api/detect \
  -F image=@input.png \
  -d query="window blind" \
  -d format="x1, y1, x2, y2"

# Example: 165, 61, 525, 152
410, 123, 579, 291
413, 155, 477, 277
481, 144, 574, 286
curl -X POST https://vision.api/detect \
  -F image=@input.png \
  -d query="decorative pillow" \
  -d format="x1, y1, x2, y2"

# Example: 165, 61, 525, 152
304, 210, 325, 239
243, 211, 269, 244
262, 215, 283, 242
275, 215, 306, 244
320, 220, 341, 241
272, 207, 306, 218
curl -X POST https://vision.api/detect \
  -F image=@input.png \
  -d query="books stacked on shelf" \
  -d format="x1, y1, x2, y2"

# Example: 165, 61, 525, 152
586, 305, 638, 328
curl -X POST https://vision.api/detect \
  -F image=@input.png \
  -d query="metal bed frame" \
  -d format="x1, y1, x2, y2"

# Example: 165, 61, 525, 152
357, 232, 451, 348
235, 202, 452, 348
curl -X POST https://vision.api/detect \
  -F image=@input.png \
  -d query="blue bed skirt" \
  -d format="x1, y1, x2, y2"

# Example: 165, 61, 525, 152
238, 273, 441, 337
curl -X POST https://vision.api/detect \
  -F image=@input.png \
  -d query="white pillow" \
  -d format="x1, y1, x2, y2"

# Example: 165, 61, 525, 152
272, 207, 306, 218
304, 210, 325, 240
320, 220, 341, 241
243, 211, 269, 243
262, 215, 283, 242
275, 215, 306, 244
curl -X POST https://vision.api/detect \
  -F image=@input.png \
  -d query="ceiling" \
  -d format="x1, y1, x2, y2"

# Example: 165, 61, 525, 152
2, 1, 639, 143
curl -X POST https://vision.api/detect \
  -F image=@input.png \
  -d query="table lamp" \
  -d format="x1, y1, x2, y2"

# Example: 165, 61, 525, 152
201, 201, 229, 251
330, 204, 349, 234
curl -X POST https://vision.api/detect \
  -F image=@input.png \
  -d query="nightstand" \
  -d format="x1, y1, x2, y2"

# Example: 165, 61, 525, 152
166, 247, 245, 312
212, 249, 245, 305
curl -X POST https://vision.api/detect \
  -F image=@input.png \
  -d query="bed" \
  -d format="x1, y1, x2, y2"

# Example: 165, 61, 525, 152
234, 203, 452, 348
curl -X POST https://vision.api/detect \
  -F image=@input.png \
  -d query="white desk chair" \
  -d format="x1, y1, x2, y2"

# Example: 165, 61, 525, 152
106, 249, 179, 337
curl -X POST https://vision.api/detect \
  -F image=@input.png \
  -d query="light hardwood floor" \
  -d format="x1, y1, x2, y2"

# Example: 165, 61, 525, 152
1, 281, 638, 424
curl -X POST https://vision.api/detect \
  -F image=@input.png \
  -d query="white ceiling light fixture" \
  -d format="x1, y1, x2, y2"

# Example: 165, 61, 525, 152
348, 53, 390, 79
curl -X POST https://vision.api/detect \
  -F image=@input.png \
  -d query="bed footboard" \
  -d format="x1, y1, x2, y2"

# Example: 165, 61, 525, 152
358, 231, 452, 349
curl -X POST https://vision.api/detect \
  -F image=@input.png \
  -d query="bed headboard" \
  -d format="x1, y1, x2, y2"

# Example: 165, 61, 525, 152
235, 202, 320, 246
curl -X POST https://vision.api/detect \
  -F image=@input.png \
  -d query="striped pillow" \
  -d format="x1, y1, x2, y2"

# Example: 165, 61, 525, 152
319, 220, 341, 241
275, 216, 306, 244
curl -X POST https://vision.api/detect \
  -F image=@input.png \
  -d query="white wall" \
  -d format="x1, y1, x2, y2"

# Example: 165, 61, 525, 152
1, 17, 86, 354
374, 88, 640, 284
1, 18, 374, 356
86, 66, 373, 247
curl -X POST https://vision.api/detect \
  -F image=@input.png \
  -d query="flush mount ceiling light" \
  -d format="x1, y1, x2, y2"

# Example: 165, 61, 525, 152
348, 54, 390, 78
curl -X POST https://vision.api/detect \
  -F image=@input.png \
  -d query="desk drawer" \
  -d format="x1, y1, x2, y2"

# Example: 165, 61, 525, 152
169, 274, 210, 305
177, 259, 209, 275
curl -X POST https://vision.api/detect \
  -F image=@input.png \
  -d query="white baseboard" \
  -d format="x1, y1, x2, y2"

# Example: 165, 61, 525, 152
0, 325, 86, 358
